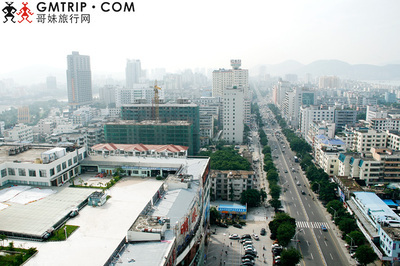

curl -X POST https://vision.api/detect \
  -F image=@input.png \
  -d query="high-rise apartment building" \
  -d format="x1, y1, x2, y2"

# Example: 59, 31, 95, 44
319, 76, 340, 89
18, 106, 30, 124
126, 59, 142, 88
66, 51, 93, 110
212, 59, 249, 97
299, 106, 335, 137
272, 80, 291, 107
222, 87, 244, 144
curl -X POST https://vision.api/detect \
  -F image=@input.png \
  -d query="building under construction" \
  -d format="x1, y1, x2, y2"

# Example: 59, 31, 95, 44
119, 99, 200, 154
104, 120, 195, 155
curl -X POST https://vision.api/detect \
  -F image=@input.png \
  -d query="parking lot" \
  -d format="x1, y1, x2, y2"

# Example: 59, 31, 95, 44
205, 221, 274, 265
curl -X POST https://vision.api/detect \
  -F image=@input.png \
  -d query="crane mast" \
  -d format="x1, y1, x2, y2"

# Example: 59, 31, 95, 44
154, 80, 162, 122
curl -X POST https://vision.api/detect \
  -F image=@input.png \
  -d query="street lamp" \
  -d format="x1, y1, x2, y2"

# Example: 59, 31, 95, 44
64, 226, 67, 239
316, 182, 321, 194
346, 234, 355, 253
330, 207, 337, 220
292, 229, 304, 246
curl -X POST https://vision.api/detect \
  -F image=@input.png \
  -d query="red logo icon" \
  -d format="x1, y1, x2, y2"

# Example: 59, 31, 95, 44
16, 2, 33, 23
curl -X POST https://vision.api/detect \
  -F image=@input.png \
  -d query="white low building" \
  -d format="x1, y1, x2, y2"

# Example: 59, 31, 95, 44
0, 144, 86, 187
3, 124, 33, 142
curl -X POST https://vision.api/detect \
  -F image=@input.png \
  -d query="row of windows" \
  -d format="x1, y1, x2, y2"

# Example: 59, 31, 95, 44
0, 156, 80, 178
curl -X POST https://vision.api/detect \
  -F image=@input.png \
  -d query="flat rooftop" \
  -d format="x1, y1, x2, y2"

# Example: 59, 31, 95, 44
25, 178, 164, 266
23, 157, 209, 266
0, 186, 96, 238
0, 145, 48, 164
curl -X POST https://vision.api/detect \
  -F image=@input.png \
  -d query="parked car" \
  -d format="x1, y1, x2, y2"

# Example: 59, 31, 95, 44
321, 225, 327, 231
229, 234, 240, 240
242, 254, 256, 260
233, 223, 243, 228
245, 247, 257, 253
218, 222, 228, 228
244, 250, 258, 257
252, 234, 259, 240
242, 240, 253, 246
243, 244, 254, 250
241, 234, 251, 239
242, 258, 255, 264
260, 228, 266, 235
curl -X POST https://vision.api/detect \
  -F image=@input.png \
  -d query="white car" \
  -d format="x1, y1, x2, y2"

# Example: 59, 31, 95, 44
252, 234, 259, 240
229, 234, 240, 240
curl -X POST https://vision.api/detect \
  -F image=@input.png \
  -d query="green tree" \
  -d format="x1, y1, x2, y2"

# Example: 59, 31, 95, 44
209, 148, 251, 170
354, 245, 377, 265
240, 189, 263, 207
269, 213, 296, 236
210, 207, 220, 225
8, 241, 14, 251
262, 145, 271, 154
346, 231, 366, 247
269, 184, 281, 199
280, 247, 302, 266
268, 198, 282, 212
338, 217, 357, 234
277, 222, 296, 246
15, 254, 23, 265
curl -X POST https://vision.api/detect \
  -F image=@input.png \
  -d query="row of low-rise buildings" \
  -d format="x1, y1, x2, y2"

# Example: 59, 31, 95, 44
0, 141, 211, 266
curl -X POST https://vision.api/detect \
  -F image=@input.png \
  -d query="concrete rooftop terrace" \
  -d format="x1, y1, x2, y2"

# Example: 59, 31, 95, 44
0, 186, 96, 239
24, 178, 164, 266
0, 145, 49, 164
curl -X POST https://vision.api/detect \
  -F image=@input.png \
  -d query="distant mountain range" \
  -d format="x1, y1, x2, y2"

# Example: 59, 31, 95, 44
2, 59, 400, 86
254, 59, 400, 81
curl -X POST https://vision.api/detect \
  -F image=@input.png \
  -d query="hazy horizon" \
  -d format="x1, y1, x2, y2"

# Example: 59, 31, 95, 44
1, 0, 399, 77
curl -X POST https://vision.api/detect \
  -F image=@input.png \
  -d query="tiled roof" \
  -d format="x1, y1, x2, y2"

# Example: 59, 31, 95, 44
91, 143, 188, 152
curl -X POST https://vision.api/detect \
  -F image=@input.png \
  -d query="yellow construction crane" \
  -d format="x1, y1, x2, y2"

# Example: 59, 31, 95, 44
154, 80, 162, 121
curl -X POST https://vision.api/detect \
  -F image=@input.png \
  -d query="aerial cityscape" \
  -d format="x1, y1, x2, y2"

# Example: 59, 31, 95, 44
1, 0, 400, 266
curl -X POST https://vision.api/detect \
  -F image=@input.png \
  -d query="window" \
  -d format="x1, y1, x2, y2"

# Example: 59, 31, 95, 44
28, 169, 36, 177
8, 168, 15, 176
39, 170, 47, 177
50, 168, 55, 176
18, 168, 26, 176
62, 162, 67, 170
1, 169, 7, 178
73, 156, 78, 163
68, 159, 72, 166
56, 164, 61, 172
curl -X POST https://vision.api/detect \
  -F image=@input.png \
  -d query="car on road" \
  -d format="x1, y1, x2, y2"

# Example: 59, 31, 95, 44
233, 223, 243, 228
321, 225, 327, 231
301, 190, 306, 195
229, 234, 240, 239
260, 228, 266, 235
284, 170, 288, 173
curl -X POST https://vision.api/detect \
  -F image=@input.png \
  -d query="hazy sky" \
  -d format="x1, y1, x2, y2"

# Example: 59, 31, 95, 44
1, 0, 400, 75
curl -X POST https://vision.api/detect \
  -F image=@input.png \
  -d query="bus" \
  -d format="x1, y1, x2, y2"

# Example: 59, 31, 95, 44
294, 156, 299, 163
